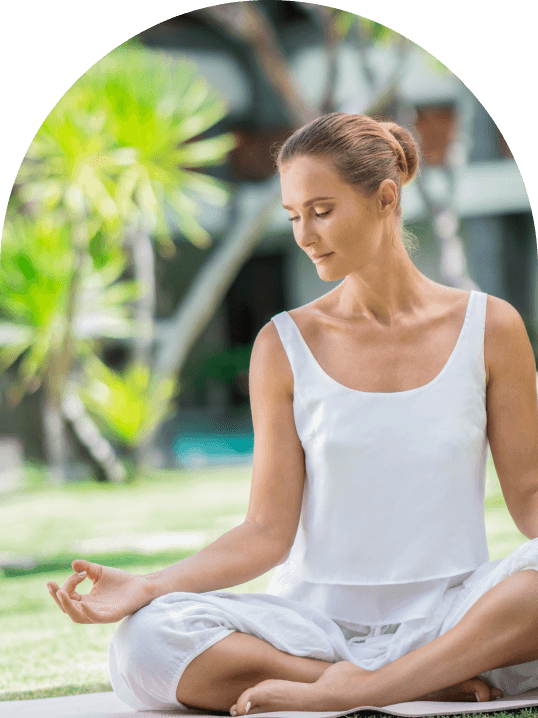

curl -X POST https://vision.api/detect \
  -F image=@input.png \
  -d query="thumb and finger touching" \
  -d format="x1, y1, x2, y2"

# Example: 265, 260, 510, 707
72, 559, 102, 581
61, 570, 91, 600
46, 559, 103, 611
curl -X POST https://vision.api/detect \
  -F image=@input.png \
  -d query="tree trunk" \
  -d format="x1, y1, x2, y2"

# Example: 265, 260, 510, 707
199, 3, 319, 127
42, 223, 130, 483
129, 215, 156, 368
141, 181, 283, 459
41, 250, 84, 483
42, 371, 70, 484
126, 215, 158, 476
297, 3, 340, 115
61, 377, 127, 482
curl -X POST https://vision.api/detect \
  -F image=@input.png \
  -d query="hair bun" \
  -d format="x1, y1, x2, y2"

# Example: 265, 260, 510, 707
380, 121, 420, 185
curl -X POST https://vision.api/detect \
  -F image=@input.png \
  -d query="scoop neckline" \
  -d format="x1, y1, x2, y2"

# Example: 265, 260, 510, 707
284, 290, 475, 397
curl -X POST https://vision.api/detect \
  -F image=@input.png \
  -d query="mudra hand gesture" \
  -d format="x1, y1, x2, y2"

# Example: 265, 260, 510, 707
46, 559, 156, 624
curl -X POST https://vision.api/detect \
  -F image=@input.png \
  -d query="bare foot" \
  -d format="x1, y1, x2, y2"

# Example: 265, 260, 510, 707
230, 662, 371, 715
417, 676, 504, 703
229, 663, 505, 715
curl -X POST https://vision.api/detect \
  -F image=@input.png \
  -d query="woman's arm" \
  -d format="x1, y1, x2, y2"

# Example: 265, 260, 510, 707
485, 294, 538, 539
145, 319, 306, 596
47, 319, 307, 622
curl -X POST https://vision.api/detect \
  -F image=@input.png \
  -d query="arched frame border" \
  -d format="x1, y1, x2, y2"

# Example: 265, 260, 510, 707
0, 0, 536, 248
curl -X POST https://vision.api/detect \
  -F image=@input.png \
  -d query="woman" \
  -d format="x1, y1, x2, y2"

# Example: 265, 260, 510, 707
46, 113, 538, 716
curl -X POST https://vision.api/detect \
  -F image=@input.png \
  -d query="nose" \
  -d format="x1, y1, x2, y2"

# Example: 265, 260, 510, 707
293, 218, 318, 250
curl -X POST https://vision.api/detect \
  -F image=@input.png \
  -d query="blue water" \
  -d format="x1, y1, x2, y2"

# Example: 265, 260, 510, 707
172, 432, 254, 467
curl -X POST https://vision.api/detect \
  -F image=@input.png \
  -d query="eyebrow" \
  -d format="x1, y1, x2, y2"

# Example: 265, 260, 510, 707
281, 196, 335, 210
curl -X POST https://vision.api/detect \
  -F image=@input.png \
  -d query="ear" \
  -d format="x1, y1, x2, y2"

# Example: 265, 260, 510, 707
379, 179, 398, 212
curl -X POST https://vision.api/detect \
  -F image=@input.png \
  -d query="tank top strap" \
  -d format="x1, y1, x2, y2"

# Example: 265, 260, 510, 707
446, 289, 488, 388
271, 311, 317, 384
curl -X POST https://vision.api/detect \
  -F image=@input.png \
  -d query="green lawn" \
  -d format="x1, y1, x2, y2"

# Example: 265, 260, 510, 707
0, 456, 533, 716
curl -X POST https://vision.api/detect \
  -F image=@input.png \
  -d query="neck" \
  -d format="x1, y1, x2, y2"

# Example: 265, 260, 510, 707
335, 240, 436, 325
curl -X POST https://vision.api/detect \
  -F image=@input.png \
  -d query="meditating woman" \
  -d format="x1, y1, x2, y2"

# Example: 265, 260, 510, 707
46, 112, 538, 716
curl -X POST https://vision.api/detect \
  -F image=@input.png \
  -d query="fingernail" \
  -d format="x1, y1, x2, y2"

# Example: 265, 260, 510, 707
231, 712, 237, 717
245, 701, 251, 714
78, 571, 86, 577
474, 692, 480, 702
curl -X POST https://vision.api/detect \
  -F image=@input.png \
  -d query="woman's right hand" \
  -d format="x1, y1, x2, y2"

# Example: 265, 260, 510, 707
46, 559, 157, 624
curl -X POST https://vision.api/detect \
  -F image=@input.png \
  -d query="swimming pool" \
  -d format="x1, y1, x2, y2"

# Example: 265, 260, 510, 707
171, 431, 254, 467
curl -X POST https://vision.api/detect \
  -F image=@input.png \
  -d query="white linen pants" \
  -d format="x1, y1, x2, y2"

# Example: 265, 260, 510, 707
109, 538, 538, 711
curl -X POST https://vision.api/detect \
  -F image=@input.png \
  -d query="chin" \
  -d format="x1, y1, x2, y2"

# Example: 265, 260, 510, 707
317, 266, 346, 282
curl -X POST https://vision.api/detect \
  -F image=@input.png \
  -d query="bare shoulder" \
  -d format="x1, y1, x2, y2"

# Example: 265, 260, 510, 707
286, 291, 341, 337
250, 319, 294, 400
288, 295, 329, 321
484, 294, 535, 388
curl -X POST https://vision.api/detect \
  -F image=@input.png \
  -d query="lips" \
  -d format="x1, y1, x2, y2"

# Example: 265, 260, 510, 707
312, 252, 334, 262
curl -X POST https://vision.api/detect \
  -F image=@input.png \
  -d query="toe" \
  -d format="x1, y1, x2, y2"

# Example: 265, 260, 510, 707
460, 678, 491, 702
235, 686, 259, 715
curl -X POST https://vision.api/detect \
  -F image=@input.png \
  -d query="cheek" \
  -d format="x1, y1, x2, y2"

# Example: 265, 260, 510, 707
336, 215, 375, 251
338, 225, 360, 251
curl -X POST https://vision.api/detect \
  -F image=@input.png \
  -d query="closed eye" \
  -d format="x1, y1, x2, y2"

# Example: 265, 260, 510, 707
288, 210, 331, 222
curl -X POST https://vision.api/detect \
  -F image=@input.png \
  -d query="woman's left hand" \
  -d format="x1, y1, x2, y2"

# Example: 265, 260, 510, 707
46, 559, 157, 624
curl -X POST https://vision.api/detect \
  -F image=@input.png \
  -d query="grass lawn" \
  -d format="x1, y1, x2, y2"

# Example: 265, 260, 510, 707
0, 456, 534, 718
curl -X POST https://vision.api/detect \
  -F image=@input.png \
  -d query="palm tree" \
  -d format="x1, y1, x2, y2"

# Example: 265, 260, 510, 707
0, 213, 138, 482
1, 38, 237, 482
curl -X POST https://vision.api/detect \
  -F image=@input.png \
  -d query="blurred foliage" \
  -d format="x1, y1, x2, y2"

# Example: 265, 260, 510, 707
76, 355, 178, 448
0, 38, 238, 464
185, 344, 253, 386
0, 214, 139, 403
332, 10, 449, 74
11, 37, 237, 253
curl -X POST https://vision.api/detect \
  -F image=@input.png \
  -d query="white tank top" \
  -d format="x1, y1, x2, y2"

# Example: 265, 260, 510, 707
264, 290, 490, 625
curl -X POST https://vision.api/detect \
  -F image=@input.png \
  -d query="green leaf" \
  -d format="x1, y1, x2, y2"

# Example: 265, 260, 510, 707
77, 355, 179, 445
333, 10, 356, 40
173, 133, 237, 167
14, 256, 37, 281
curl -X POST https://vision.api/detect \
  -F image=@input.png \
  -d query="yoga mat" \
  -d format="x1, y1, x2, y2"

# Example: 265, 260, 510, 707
3, 688, 538, 718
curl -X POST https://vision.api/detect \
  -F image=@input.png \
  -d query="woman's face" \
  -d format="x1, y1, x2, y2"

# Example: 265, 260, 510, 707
280, 155, 396, 282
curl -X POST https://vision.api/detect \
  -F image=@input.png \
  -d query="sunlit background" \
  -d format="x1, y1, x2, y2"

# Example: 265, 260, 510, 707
0, 1, 536, 700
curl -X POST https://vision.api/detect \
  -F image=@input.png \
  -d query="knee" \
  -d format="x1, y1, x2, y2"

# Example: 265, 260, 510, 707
176, 634, 263, 711
516, 568, 538, 588
506, 569, 538, 598
516, 568, 538, 608
497, 569, 538, 625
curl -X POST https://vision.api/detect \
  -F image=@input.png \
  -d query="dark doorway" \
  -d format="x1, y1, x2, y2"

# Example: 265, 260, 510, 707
225, 252, 286, 406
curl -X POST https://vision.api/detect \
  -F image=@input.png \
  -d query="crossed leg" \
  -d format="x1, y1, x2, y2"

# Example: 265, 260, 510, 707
176, 631, 334, 711
176, 632, 500, 712
228, 569, 538, 714
174, 570, 538, 713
